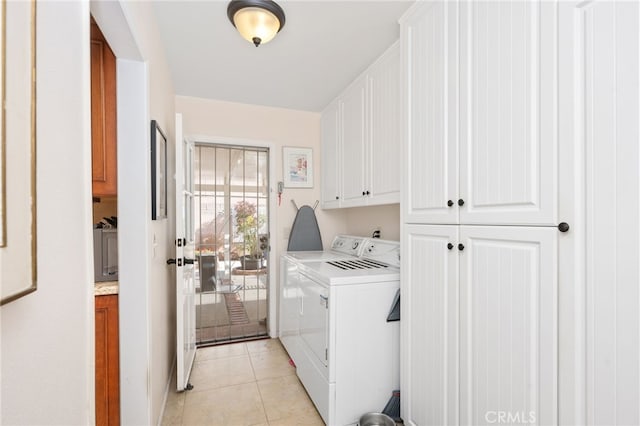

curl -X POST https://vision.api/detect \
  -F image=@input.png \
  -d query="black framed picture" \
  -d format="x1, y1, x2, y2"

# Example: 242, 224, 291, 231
151, 120, 167, 220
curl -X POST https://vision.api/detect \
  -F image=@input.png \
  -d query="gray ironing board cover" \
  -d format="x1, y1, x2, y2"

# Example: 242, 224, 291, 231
287, 205, 323, 251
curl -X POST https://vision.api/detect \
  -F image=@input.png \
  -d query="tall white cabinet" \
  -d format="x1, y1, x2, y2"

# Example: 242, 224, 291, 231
402, 1, 561, 425
402, 1, 640, 426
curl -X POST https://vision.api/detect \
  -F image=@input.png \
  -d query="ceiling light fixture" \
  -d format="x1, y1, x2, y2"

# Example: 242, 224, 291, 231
227, 0, 286, 47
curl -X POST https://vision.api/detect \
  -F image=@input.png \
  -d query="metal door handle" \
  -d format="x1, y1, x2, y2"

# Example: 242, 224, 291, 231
184, 258, 195, 265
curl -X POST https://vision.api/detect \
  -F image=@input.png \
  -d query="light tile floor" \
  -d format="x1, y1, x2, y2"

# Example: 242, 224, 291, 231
162, 338, 325, 426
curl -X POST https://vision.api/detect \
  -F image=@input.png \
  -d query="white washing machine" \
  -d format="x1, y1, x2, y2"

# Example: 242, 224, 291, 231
293, 239, 401, 426
279, 235, 368, 366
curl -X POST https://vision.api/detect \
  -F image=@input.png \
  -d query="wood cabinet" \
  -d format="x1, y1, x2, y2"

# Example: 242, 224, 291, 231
95, 294, 119, 426
321, 42, 401, 209
91, 19, 117, 197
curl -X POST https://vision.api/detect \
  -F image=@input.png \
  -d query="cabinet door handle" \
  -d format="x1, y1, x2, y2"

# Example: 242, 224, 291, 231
458, 199, 465, 206
447, 243, 454, 250
558, 222, 570, 232
362, 191, 366, 196
366, 190, 370, 195
447, 200, 454, 207
336, 196, 339, 200
458, 243, 465, 251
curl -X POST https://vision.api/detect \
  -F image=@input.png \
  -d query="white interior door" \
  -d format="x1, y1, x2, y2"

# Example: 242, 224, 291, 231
175, 113, 196, 391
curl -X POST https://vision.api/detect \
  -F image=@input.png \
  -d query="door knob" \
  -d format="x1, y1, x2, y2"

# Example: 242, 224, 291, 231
447, 243, 454, 250
447, 200, 454, 207
558, 222, 570, 232
458, 244, 465, 251
458, 199, 465, 206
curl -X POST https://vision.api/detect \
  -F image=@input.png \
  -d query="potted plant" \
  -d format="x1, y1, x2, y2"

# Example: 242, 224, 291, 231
234, 201, 265, 270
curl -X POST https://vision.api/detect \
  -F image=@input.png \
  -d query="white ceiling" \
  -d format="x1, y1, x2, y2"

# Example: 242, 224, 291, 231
153, 1, 413, 112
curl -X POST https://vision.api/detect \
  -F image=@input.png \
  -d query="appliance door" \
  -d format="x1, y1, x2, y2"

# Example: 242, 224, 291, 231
299, 271, 329, 368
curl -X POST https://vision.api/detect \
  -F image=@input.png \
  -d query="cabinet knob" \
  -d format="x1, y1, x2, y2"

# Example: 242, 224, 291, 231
336, 196, 339, 200
362, 191, 366, 196
447, 200, 454, 207
366, 190, 370, 195
458, 243, 465, 251
458, 199, 465, 206
558, 222, 570, 232
447, 243, 454, 250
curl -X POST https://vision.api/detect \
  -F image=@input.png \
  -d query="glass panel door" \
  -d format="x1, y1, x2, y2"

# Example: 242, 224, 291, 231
193, 144, 269, 345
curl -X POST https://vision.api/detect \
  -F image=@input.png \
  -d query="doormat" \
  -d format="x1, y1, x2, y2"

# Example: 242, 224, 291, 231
223, 292, 250, 325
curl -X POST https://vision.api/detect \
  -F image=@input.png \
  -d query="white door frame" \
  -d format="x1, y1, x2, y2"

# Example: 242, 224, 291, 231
187, 134, 278, 338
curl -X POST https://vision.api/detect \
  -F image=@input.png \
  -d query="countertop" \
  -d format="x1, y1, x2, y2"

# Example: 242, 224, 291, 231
95, 281, 118, 296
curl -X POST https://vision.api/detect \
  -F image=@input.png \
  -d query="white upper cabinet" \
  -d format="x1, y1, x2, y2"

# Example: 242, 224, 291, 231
402, 1, 459, 225
340, 74, 368, 207
368, 43, 402, 205
320, 42, 401, 209
320, 100, 341, 209
403, 0, 559, 226
459, 1, 558, 225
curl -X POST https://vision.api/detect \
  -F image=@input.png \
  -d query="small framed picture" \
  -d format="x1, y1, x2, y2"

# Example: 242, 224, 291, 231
151, 120, 167, 220
283, 147, 313, 188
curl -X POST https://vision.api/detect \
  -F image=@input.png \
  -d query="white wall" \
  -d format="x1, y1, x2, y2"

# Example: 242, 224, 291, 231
344, 204, 401, 241
118, 3, 177, 423
0, 2, 94, 424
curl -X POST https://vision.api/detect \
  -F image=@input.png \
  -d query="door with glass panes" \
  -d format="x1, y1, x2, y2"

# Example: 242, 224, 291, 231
193, 144, 270, 345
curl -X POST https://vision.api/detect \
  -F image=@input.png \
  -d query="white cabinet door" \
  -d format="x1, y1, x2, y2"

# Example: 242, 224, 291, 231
558, 2, 640, 424
321, 100, 341, 209
402, 1, 459, 225
459, 226, 557, 426
368, 42, 401, 206
340, 75, 367, 207
402, 224, 459, 426
459, 1, 558, 226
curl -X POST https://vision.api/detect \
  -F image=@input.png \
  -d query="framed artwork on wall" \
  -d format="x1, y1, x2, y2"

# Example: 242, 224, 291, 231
1, 0, 38, 305
283, 147, 313, 188
151, 120, 167, 220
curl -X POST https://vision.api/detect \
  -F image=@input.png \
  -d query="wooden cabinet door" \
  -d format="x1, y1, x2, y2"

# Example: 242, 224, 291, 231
401, 1, 459, 225
402, 224, 459, 426
320, 100, 341, 209
340, 75, 367, 207
367, 42, 401, 206
459, 226, 557, 426
458, 1, 557, 226
91, 19, 117, 197
95, 295, 119, 426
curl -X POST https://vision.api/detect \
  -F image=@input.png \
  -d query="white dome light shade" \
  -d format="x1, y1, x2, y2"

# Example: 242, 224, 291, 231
227, 0, 286, 47
233, 7, 280, 46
